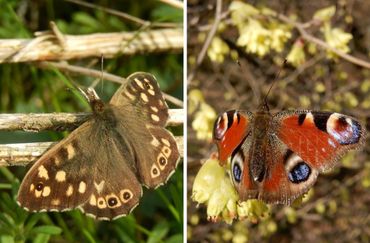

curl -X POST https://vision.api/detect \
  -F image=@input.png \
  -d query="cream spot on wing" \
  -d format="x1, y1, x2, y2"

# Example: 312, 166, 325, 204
65, 144, 75, 160
66, 185, 73, 196
94, 180, 105, 194
35, 190, 42, 198
134, 78, 144, 89
305, 112, 314, 123
30, 184, 35, 192
151, 164, 160, 178
161, 146, 172, 158
97, 197, 107, 209
54, 157, 60, 165
42, 186, 51, 197
150, 137, 160, 147
89, 194, 97, 206
124, 90, 136, 101
161, 138, 170, 147
150, 106, 159, 112
55, 170, 66, 182
141, 93, 149, 103
148, 89, 155, 96
159, 100, 164, 107
51, 199, 60, 206
38, 165, 49, 180
78, 181, 86, 194
120, 189, 133, 203
151, 114, 160, 122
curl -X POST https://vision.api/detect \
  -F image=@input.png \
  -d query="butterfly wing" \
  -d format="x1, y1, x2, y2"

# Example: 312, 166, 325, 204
17, 122, 96, 212
109, 72, 180, 188
213, 110, 258, 199
78, 125, 143, 220
258, 110, 365, 204
17, 119, 143, 219
275, 110, 365, 172
213, 110, 253, 165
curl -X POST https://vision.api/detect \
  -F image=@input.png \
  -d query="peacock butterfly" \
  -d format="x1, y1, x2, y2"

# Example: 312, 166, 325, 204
213, 103, 366, 204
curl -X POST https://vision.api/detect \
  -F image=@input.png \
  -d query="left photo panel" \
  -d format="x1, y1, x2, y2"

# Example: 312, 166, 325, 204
0, 1, 183, 242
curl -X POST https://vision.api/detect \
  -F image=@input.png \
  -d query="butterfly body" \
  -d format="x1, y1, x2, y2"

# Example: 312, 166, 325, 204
213, 106, 365, 204
17, 72, 180, 220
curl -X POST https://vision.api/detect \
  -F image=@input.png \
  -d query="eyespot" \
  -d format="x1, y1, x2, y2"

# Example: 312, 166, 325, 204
108, 197, 117, 206
231, 152, 244, 184
144, 82, 150, 89
327, 114, 362, 145
288, 162, 311, 183
233, 163, 242, 183
120, 189, 133, 203
36, 183, 44, 191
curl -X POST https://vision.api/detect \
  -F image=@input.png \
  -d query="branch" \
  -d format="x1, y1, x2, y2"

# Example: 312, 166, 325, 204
0, 28, 182, 63
276, 13, 370, 69
188, 0, 223, 84
0, 136, 183, 166
36, 61, 184, 108
0, 109, 183, 132
0, 109, 183, 166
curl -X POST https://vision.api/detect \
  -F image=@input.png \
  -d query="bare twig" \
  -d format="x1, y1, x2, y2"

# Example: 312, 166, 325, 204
187, 0, 223, 84
36, 61, 184, 107
276, 13, 370, 69
65, 0, 180, 28
0, 109, 183, 132
0, 109, 184, 166
0, 136, 183, 167
0, 28, 182, 63
159, 0, 183, 9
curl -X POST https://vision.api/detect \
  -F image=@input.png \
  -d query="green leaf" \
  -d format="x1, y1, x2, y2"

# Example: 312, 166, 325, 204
147, 221, 170, 243
30, 226, 62, 235
165, 234, 183, 243
0, 235, 15, 243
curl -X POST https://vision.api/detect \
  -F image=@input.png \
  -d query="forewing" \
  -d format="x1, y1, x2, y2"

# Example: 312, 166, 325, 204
213, 110, 253, 165
17, 122, 95, 212
109, 72, 180, 189
257, 110, 365, 204
275, 110, 365, 172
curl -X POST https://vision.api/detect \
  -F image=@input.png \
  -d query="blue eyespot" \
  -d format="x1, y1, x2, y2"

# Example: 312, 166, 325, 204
233, 163, 242, 183
288, 162, 311, 183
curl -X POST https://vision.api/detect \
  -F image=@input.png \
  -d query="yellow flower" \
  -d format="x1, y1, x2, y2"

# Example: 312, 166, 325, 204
188, 89, 217, 141
229, 1, 259, 28
192, 158, 271, 223
237, 19, 271, 57
207, 36, 230, 63
270, 26, 291, 52
313, 6, 336, 22
192, 159, 226, 204
286, 39, 306, 67
323, 24, 353, 58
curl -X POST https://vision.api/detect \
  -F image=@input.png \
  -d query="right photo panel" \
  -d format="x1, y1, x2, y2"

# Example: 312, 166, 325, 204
187, 1, 370, 242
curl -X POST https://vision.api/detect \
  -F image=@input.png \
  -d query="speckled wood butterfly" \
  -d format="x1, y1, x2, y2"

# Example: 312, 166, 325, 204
17, 72, 180, 220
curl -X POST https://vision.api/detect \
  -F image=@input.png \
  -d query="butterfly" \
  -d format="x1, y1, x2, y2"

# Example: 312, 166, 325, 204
17, 72, 180, 220
213, 103, 366, 204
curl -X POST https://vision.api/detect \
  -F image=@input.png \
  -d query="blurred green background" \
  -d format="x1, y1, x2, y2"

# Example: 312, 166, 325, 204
0, 0, 183, 242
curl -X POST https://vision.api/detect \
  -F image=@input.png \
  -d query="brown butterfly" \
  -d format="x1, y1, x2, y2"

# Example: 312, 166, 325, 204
17, 72, 180, 220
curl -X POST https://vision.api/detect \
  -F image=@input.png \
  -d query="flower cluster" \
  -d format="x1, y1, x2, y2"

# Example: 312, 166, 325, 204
188, 89, 217, 141
230, 2, 291, 57
192, 158, 269, 224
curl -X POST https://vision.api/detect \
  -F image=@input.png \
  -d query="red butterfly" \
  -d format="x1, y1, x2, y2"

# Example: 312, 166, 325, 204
213, 103, 366, 204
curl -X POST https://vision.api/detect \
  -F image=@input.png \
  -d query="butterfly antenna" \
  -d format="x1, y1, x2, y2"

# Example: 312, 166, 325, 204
261, 59, 287, 110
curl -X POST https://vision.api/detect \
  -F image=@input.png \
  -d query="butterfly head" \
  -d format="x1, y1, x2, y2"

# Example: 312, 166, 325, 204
83, 88, 107, 115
